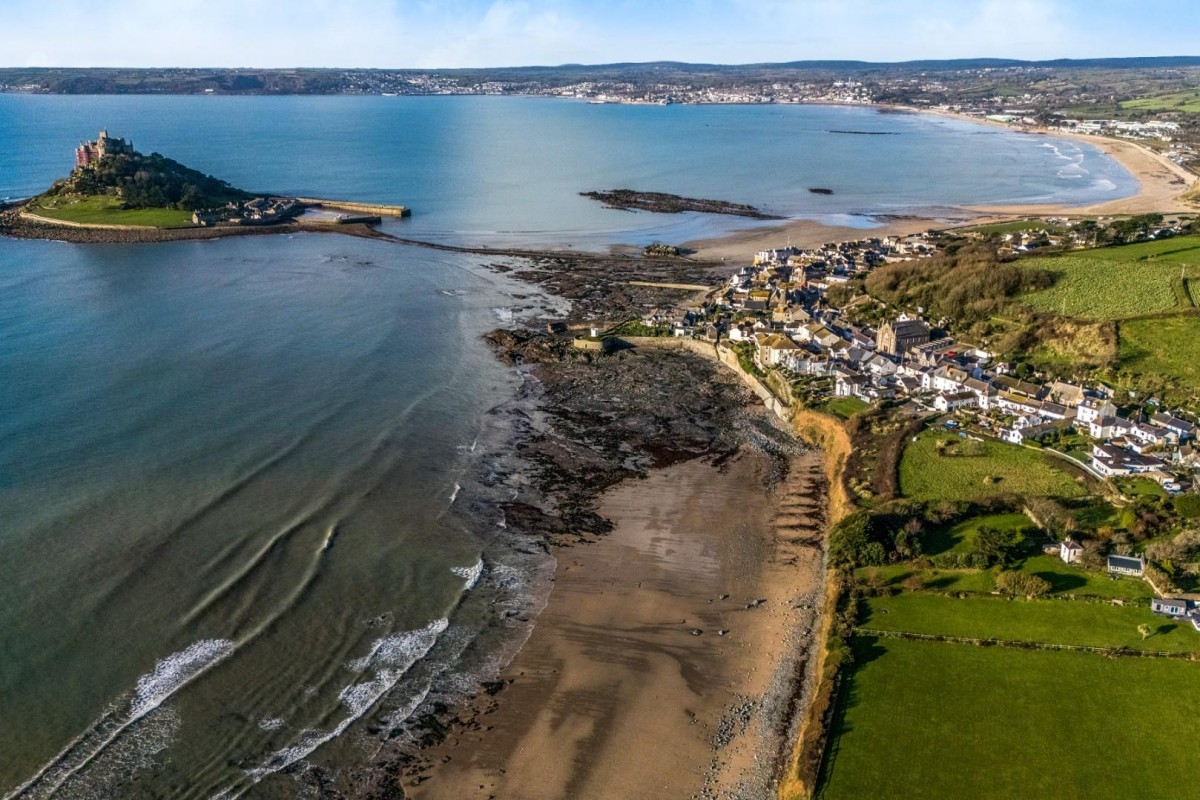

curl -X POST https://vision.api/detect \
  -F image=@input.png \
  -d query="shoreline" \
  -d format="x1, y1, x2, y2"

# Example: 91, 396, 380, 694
411, 450, 827, 800
684, 105, 1198, 262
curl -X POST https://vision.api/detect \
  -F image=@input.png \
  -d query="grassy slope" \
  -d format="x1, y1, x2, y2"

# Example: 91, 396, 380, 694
1121, 90, 1200, 113
862, 593, 1200, 653
1118, 314, 1200, 388
898, 431, 1086, 502
1021, 237, 1200, 320
819, 637, 1200, 800
29, 195, 193, 228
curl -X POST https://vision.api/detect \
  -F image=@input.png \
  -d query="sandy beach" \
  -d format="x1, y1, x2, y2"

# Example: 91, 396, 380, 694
684, 109, 1197, 263
411, 449, 827, 799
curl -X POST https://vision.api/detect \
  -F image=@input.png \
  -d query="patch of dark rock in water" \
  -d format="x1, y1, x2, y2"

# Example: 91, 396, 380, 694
826, 129, 900, 135
808, 187, 834, 195
580, 189, 782, 220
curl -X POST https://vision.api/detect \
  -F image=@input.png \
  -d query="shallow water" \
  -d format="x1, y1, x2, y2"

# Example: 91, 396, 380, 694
0, 95, 1137, 797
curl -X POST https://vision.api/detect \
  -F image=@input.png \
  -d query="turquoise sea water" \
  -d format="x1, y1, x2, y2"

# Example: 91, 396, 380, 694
0, 95, 1136, 798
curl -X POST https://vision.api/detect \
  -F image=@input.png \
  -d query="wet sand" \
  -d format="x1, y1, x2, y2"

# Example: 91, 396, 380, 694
685, 214, 951, 262
412, 449, 826, 800
967, 131, 1197, 216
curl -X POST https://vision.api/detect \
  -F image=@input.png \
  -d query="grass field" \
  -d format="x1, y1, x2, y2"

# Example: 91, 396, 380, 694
861, 593, 1200, 652
923, 512, 1032, 556
856, 551, 1153, 599
898, 431, 1086, 502
1121, 90, 1200, 113
1118, 314, 1200, 388
1021, 237, 1200, 320
818, 637, 1200, 800
30, 196, 193, 228
823, 396, 872, 419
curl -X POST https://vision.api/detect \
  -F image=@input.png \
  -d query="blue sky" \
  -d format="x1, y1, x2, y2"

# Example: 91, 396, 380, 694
2, 0, 1196, 69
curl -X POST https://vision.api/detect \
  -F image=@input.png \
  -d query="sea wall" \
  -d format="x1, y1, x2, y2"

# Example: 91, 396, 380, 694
296, 197, 410, 217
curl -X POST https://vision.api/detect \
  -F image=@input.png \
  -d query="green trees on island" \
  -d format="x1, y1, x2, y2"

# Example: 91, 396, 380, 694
48, 150, 249, 211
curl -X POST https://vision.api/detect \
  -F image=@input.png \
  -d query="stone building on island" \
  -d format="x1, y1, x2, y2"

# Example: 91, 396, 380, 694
75, 130, 133, 168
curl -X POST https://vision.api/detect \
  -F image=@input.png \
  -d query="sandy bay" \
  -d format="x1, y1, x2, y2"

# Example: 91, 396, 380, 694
410, 450, 827, 799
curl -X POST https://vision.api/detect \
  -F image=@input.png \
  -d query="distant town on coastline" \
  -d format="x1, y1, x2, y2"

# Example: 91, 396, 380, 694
5, 57, 1200, 174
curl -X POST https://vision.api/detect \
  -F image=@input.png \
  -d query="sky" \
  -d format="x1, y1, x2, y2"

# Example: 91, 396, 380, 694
2, 0, 1197, 69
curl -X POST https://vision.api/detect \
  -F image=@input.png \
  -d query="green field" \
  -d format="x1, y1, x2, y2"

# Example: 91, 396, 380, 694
823, 396, 872, 419
1118, 314, 1200, 388
29, 196, 193, 228
898, 431, 1086, 502
818, 637, 1200, 800
862, 593, 1200, 652
923, 512, 1032, 556
858, 555, 1153, 600
1121, 90, 1200, 113
1021, 237, 1200, 320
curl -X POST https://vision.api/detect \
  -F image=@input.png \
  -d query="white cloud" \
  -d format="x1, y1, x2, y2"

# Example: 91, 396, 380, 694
0, 0, 1193, 68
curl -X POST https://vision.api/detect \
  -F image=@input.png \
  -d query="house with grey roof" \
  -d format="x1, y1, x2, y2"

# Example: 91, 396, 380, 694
1107, 554, 1145, 578
1151, 597, 1189, 617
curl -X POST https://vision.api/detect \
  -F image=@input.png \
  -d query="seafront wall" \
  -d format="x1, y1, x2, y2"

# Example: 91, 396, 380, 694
296, 197, 410, 217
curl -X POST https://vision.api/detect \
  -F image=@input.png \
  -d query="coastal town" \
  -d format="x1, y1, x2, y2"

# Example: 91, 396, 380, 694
6, 52, 1200, 800
608, 210, 1200, 627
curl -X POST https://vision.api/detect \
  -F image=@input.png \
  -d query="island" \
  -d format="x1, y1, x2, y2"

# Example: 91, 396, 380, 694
580, 188, 782, 219
1, 130, 409, 243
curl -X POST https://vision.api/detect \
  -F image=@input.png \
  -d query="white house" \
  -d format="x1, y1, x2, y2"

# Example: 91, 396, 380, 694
934, 391, 977, 412
1152, 412, 1196, 441
1059, 539, 1083, 564
835, 372, 868, 397
1107, 554, 1145, 578
1076, 397, 1118, 426
1089, 416, 1133, 440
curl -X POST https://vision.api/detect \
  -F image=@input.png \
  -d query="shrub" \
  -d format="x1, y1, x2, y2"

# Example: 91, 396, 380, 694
1175, 494, 1200, 520
995, 571, 1051, 599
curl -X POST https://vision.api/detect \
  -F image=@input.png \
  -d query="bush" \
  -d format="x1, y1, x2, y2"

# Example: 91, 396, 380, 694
1175, 494, 1200, 520
995, 571, 1051, 599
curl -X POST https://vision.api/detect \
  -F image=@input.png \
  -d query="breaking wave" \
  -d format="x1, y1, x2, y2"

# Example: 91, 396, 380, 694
451, 558, 485, 591
6, 639, 236, 800
213, 619, 449, 799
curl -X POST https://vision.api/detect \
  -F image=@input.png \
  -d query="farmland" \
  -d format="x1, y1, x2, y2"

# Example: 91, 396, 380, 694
1020, 236, 1200, 320
897, 430, 1087, 502
1121, 89, 1200, 113
818, 637, 1200, 800
861, 593, 1200, 652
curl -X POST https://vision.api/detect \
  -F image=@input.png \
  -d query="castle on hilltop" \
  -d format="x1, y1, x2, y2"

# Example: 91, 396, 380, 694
75, 130, 133, 168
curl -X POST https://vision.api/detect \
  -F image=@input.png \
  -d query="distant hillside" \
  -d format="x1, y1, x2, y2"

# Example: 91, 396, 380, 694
3, 57, 1200, 94
47, 149, 249, 210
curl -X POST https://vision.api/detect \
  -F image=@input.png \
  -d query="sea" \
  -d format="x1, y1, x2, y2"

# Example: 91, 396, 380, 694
0, 95, 1137, 799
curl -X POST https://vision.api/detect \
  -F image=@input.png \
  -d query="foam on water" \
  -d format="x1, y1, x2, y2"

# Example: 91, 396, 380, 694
6, 639, 235, 800
131, 640, 237, 719
216, 619, 449, 799
451, 558, 485, 591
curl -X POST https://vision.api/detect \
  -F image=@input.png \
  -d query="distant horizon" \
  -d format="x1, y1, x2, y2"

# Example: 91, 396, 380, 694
3, 1, 1198, 69
5, 54, 1200, 72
